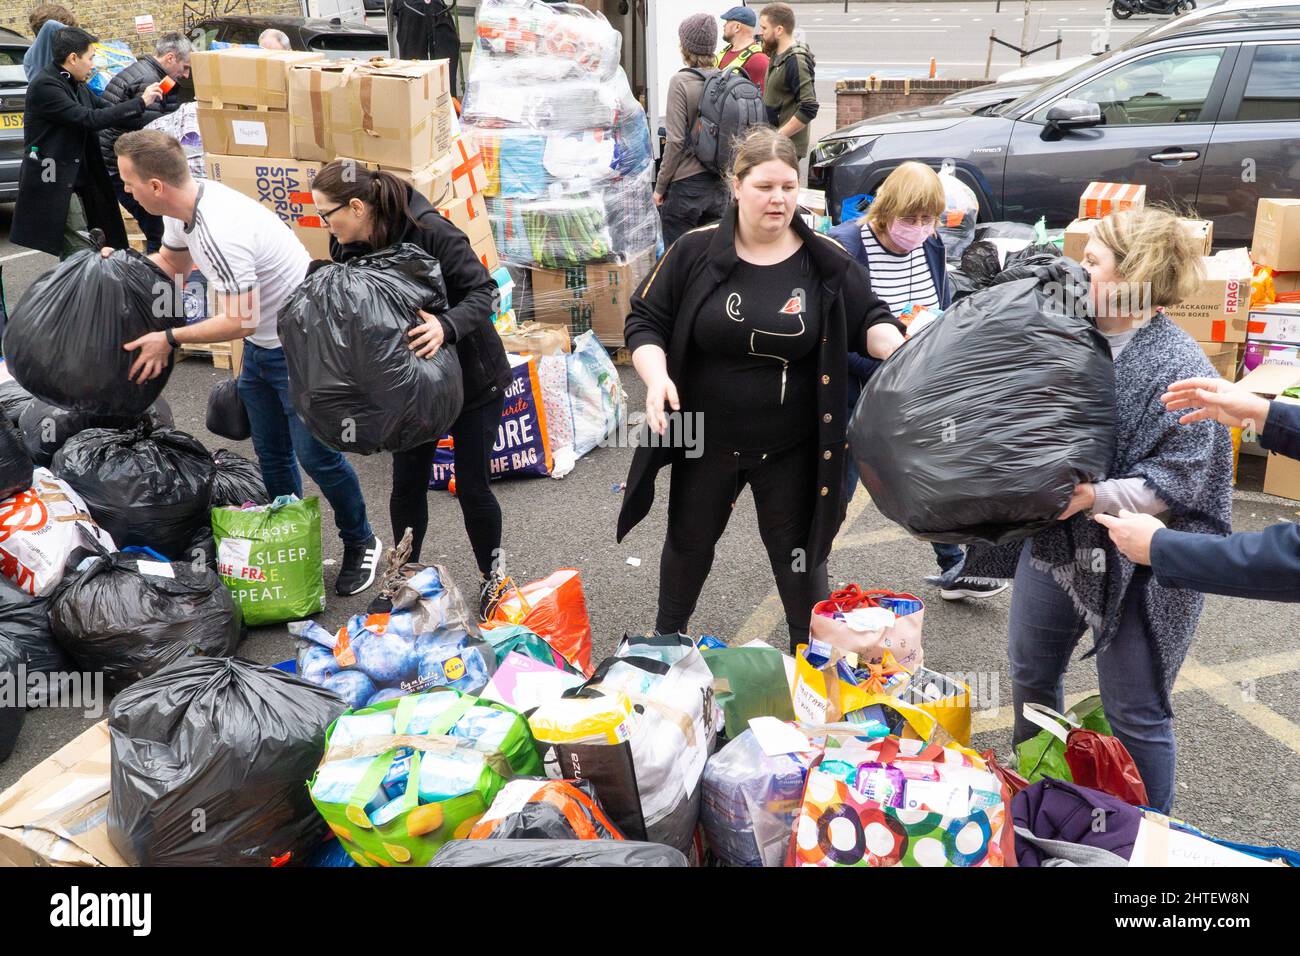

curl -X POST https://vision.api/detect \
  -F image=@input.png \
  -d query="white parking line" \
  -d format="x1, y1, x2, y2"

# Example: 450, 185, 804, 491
0, 249, 40, 264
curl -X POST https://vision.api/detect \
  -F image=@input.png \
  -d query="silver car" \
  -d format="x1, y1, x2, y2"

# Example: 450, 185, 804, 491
0, 30, 30, 203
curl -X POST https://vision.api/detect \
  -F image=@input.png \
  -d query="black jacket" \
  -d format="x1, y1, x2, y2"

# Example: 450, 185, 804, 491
99, 56, 177, 176
617, 208, 903, 567
12, 64, 146, 255
331, 186, 511, 413
1151, 399, 1300, 601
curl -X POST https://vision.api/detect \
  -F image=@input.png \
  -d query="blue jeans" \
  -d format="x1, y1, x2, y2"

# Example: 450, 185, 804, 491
1007, 540, 1176, 813
841, 447, 964, 577
237, 342, 374, 546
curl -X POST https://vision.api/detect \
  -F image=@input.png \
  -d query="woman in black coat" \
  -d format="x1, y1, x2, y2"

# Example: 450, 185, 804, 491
618, 127, 906, 651
12, 27, 162, 258
312, 160, 513, 619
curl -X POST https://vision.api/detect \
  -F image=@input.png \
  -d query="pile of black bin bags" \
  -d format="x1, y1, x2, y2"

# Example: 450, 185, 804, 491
0, 246, 277, 766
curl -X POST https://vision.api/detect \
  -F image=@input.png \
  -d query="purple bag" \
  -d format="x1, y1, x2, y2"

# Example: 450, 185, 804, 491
1011, 778, 1141, 866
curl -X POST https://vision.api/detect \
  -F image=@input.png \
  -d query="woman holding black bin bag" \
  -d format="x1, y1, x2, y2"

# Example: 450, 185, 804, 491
311, 160, 514, 619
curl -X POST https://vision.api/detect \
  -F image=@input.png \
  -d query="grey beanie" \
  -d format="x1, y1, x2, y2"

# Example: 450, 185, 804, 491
679, 13, 718, 56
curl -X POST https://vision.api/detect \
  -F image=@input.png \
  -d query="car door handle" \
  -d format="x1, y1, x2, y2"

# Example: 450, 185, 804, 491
1149, 150, 1200, 162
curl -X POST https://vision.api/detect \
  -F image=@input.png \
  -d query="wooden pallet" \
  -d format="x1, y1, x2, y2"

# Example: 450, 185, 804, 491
178, 341, 236, 371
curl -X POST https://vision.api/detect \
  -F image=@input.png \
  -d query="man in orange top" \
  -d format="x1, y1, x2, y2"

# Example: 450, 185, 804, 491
716, 6, 768, 92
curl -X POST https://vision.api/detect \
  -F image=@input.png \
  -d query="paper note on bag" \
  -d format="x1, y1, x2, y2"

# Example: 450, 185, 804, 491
748, 716, 815, 757
136, 560, 175, 579
1129, 816, 1281, 867
218, 537, 252, 565
232, 120, 269, 147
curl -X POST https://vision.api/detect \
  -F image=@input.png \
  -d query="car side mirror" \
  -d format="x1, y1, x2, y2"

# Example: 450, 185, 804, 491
1043, 98, 1103, 136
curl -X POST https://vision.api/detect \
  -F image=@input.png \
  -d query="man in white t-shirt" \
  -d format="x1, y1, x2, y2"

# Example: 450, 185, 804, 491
111, 130, 383, 596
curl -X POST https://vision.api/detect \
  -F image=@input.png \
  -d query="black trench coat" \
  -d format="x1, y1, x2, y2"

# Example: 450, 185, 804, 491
12, 64, 147, 256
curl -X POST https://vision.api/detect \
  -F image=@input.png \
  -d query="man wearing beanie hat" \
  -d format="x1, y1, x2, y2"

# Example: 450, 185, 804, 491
654, 13, 729, 248
717, 6, 768, 92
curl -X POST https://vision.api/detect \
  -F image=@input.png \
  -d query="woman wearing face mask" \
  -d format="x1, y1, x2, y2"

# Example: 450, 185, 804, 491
617, 127, 905, 652
311, 160, 515, 619
965, 206, 1233, 815
828, 162, 1002, 600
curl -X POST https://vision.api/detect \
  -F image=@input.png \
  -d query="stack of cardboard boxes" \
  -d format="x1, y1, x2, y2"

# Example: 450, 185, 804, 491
191, 49, 498, 270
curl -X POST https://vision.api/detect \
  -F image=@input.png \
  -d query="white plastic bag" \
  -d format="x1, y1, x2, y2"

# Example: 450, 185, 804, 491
0, 468, 115, 596
566, 331, 624, 457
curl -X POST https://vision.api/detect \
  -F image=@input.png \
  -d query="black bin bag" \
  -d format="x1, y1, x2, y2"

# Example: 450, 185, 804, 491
2, 248, 184, 417
0, 634, 24, 763
52, 425, 213, 560
209, 448, 268, 507
20, 398, 174, 468
107, 656, 348, 867
278, 243, 464, 454
429, 839, 689, 867
0, 417, 32, 501
850, 260, 1116, 546
49, 550, 245, 688
0, 573, 69, 701
0, 379, 32, 427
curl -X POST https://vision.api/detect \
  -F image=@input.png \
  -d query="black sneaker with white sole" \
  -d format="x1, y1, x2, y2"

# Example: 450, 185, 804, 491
479, 567, 515, 621
939, 576, 1010, 601
336, 536, 383, 597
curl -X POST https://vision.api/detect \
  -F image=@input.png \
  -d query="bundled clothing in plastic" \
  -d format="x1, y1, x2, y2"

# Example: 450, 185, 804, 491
278, 244, 464, 455
308, 690, 542, 867
2, 249, 184, 417
851, 260, 1116, 545
292, 565, 488, 709
49, 549, 244, 689
107, 657, 348, 866
52, 425, 214, 561
468, 778, 624, 840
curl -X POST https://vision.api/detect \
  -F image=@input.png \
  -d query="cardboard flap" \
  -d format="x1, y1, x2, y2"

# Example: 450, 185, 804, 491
1238, 362, 1300, 396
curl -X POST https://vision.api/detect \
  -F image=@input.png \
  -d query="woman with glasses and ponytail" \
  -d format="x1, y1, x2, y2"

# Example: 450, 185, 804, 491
311, 160, 514, 619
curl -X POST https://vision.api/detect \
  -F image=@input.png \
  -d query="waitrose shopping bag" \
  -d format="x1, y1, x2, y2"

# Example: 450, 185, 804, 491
211, 495, 325, 626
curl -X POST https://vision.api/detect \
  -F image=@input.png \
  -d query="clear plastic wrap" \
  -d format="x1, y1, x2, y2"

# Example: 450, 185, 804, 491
937, 169, 980, 264
701, 728, 814, 867
463, 0, 661, 283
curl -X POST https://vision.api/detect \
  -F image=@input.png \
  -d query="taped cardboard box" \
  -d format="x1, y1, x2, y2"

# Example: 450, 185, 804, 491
205, 152, 456, 260
1247, 304, 1300, 346
437, 190, 500, 270
190, 49, 324, 110
1197, 341, 1242, 381
448, 135, 489, 201
197, 105, 292, 159
0, 721, 127, 867
288, 59, 452, 170
1164, 248, 1253, 343
1078, 181, 1147, 220
1251, 198, 1300, 273
530, 247, 657, 346
1064, 216, 1212, 263
1236, 364, 1300, 500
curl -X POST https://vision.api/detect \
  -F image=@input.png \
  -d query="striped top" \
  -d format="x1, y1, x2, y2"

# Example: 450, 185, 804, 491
858, 221, 940, 318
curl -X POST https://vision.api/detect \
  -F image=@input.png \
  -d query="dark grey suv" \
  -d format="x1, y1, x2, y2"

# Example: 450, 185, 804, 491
810, 1, 1300, 246
0, 29, 30, 203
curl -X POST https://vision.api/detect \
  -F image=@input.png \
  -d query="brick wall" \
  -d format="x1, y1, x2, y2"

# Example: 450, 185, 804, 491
1, 1, 302, 55
836, 78, 993, 128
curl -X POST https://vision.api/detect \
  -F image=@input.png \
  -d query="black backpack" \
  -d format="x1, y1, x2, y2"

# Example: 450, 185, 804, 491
686, 67, 767, 177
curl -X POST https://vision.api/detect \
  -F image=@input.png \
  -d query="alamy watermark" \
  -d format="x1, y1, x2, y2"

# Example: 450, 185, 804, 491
599, 410, 705, 458
0, 666, 104, 718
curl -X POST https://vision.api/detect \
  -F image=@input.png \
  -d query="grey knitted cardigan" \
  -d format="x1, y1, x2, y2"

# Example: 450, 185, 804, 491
965, 313, 1234, 713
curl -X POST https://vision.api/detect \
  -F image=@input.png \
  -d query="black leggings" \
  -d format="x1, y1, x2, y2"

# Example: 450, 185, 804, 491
655, 440, 830, 653
390, 394, 504, 573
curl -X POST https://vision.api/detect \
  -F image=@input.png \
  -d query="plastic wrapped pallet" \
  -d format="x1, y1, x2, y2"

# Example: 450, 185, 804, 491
462, 0, 660, 296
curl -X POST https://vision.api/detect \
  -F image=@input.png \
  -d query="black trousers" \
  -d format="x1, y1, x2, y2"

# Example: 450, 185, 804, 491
659, 172, 728, 249
390, 393, 504, 573
655, 439, 830, 652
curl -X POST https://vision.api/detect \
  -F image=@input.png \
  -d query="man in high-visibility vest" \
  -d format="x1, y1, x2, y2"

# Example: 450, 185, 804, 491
717, 6, 769, 92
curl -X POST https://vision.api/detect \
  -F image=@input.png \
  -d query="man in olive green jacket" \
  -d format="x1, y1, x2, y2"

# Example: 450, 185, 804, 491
759, 3, 818, 159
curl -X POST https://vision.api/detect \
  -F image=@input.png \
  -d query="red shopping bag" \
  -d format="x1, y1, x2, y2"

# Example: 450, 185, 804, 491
485, 568, 593, 676
810, 585, 923, 670
1065, 729, 1150, 807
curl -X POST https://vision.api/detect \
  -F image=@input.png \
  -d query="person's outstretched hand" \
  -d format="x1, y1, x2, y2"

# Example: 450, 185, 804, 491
1162, 377, 1271, 432
644, 376, 680, 436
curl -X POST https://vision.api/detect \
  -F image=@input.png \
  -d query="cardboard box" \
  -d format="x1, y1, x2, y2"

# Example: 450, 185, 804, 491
1251, 198, 1300, 272
1271, 272, 1300, 296
288, 59, 452, 170
191, 49, 324, 109
497, 321, 571, 356
436, 190, 499, 270
197, 105, 292, 159
1164, 248, 1253, 343
0, 721, 127, 867
530, 247, 657, 346
1063, 216, 1212, 263
472, 233, 500, 272
1078, 181, 1147, 220
799, 187, 827, 216
1247, 340, 1300, 368
1235, 364, 1300, 499
448, 135, 489, 201
205, 152, 457, 260
1246, 303, 1300, 346
1197, 341, 1242, 381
